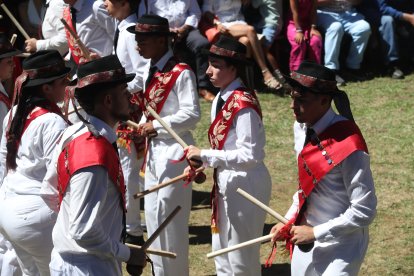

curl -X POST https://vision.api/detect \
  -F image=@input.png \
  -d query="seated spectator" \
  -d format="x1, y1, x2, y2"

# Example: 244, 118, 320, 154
243, 0, 286, 84
317, 0, 371, 86
143, 0, 216, 102
18, 0, 46, 38
202, 0, 284, 92
378, 0, 414, 65
24, 0, 69, 56
287, 0, 322, 71
356, 0, 404, 79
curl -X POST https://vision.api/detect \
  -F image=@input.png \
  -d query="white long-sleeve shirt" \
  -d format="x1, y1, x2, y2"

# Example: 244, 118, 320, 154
36, 0, 69, 55
145, 0, 202, 29
69, 0, 116, 58
0, 108, 67, 193
286, 108, 377, 275
202, 0, 245, 23
142, 49, 200, 139
50, 116, 129, 275
116, 13, 148, 93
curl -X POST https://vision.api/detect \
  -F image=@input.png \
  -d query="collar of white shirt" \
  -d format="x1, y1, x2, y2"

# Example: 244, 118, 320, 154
87, 115, 118, 144
151, 49, 174, 71
219, 78, 244, 101
0, 82, 8, 97
301, 107, 337, 135
118, 13, 138, 31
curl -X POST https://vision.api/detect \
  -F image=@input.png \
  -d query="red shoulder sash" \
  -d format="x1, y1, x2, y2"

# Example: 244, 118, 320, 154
0, 93, 11, 110
143, 62, 191, 120
57, 131, 126, 209
208, 88, 262, 150
295, 120, 368, 223
63, 6, 87, 64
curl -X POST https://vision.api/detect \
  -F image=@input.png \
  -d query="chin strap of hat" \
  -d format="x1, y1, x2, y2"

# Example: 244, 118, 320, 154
333, 90, 354, 122
70, 95, 100, 138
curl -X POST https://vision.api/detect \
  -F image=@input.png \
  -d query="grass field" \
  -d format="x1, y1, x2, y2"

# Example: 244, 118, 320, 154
140, 74, 414, 275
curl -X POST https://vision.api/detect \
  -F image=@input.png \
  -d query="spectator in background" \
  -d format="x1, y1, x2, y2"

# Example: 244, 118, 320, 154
317, 0, 371, 86
356, 0, 404, 79
143, 0, 216, 102
378, 0, 414, 65
25, 0, 69, 56
243, 0, 286, 84
287, 0, 322, 71
18, 0, 46, 39
202, 0, 284, 92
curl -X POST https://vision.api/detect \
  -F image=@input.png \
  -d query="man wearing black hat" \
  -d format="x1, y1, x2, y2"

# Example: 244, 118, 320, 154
128, 14, 200, 276
48, 55, 146, 275
0, 50, 70, 276
185, 35, 272, 275
269, 61, 377, 275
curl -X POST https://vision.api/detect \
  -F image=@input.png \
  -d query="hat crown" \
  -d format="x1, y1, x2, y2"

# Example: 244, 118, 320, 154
213, 36, 247, 56
0, 34, 13, 55
77, 55, 123, 79
135, 14, 170, 34
295, 61, 336, 82
23, 50, 63, 70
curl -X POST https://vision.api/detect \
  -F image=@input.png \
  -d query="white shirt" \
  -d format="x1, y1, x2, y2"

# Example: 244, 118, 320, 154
202, 0, 245, 23
145, 0, 201, 29
36, 0, 69, 55
0, 83, 9, 142
0, 108, 67, 194
51, 116, 130, 270
286, 108, 377, 274
142, 49, 200, 139
116, 13, 148, 93
69, 0, 116, 58
200, 78, 266, 172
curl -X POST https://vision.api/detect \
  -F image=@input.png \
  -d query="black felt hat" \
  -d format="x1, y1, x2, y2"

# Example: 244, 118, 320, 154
285, 61, 339, 94
202, 35, 249, 64
0, 33, 21, 59
127, 14, 174, 36
75, 55, 134, 92
22, 50, 70, 87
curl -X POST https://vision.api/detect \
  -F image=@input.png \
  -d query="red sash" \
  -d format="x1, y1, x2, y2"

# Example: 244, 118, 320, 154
139, 61, 191, 174
0, 93, 11, 110
142, 62, 191, 120
207, 88, 262, 233
63, 6, 86, 64
57, 132, 126, 210
295, 120, 368, 224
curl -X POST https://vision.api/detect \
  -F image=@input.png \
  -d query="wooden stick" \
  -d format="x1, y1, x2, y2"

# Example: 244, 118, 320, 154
134, 167, 205, 199
236, 188, 288, 224
60, 18, 91, 60
1, 4, 30, 40
141, 206, 181, 250
125, 243, 176, 259
207, 234, 273, 259
10, 34, 17, 46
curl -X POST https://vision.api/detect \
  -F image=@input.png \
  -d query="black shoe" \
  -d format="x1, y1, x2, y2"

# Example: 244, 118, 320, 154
391, 66, 404, 79
334, 72, 346, 86
342, 68, 367, 82
125, 234, 145, 246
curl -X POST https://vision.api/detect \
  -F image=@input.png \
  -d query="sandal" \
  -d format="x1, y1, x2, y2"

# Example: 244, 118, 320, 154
264, 76, 283, 90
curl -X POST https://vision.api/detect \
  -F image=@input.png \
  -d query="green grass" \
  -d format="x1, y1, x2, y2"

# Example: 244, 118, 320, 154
139, 74, 414, 275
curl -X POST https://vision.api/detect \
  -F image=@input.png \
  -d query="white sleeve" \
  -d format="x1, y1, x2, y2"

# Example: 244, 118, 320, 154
152, 70, 201, 137
0, 110, 9, 185
200, 108, 265, 170
124, 31, 145, 93
93, 1, 117, 41
185, 0, 202, 27
68, 166, 130, 262
313, 151, 377, 242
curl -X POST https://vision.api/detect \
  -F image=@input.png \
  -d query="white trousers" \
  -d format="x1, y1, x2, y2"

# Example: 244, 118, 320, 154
144, 136, 193, 276
119, 143, 144, 236
213, 165, 271, 276
0, 234, 22, 276
0, 193, 56, 276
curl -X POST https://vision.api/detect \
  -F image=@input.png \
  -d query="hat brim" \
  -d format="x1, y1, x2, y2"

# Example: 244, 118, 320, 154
0, 49, 22, 59
201, 48, 252, 65
284, 74, 339, 95
74, 73, 135, 93
24, 66, 72, 88
126, 25, 175, 36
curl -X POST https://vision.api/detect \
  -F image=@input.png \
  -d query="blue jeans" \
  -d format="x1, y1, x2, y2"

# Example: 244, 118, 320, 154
317, 9, 371, 70
379, 15, 399, 64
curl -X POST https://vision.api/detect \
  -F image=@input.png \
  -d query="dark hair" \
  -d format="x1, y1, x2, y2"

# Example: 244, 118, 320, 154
6, 85, 51, 170
222, 58, 248, 88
